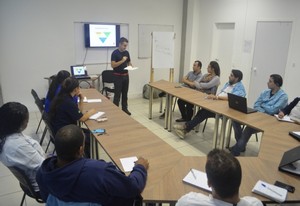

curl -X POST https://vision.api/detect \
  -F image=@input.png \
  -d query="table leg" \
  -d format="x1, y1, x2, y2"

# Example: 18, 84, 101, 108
168, 95, 173, 132
164, 94, 170, 129
225, 119, 232, 148
148, 85, 153, 119
212, 114, 220, 148
219, 116, 228, 149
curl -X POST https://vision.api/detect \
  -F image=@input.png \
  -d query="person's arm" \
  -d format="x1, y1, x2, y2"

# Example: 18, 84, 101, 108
262, 92, 288, 115
186, 74, 205, 88
102, 157, 149, 198
111, 56, 128, 68
195, 76, 220, 90
253, 91, 265, 113
281, 97, 300, 115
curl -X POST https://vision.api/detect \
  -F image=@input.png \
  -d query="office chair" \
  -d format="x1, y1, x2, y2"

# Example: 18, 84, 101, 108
101, 70, 115, 98
31, 89, 46, 135
41, 112, 56, 153
7, 166, 44, 206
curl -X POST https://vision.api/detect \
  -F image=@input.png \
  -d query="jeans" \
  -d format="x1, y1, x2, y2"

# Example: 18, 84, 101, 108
177, 99, 194, 120
231, 121, 258, 156
185, 109, 215, 132
113, 75, 129, 109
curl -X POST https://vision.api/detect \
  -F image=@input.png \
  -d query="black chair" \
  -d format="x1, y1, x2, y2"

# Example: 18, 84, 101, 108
41, 112, 56, 153
101, 70, 115, 97
7, 166, 44, 206
31, 89, 46, 135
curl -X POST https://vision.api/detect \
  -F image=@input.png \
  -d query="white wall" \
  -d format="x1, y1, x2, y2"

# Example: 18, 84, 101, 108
184, 0, 300, 101
0, 0, 183, 111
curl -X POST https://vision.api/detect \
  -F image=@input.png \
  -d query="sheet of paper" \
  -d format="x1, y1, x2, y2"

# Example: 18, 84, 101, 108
125, 66, 139, 71
182, 169, 212, 192
86, 99, 102, 103
274, 114, 294, 123
292, 131, 300, 136
89, 111, 105, 120
252, 180, 287, 203
120, 156, 138, 172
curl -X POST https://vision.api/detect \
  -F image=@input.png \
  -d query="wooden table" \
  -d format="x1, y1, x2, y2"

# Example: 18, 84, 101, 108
81, 87, 300, 204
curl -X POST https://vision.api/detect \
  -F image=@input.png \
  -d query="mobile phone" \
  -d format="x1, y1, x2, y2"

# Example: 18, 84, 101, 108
92, 128, 106, 134
274, 181, 295, 193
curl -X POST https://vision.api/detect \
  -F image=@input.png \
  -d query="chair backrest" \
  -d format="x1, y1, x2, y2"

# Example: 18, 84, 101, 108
211, 86, 219, 95
7, 166, 44, 203
42, 112, 55, 142
47, 194, 101, 206
101, 70, 115, 84
31, 89, 44, 113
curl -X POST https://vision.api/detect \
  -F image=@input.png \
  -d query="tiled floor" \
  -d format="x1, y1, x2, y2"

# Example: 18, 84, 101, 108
0, 97, 297, 205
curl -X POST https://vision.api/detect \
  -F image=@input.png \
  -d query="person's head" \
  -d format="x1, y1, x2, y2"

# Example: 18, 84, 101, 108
207, 61, 220, 76
205, 149, 242, 199
55, 125, 85, 162
268, 74, 283, 90
193, 60, 202, 73
118, 37, 128, 52
60, 77, 80, 97
0, 102, 29, 153
47, 70, 71, 101
229, 69, 243, 85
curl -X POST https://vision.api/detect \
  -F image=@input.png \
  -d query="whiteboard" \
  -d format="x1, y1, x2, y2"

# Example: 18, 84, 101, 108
74, 22, 129, 65
138, 24, 174, 58
152, 32, 175, 69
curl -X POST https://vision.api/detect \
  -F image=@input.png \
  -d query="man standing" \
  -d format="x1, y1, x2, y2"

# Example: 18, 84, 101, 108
176, 60, 203, 122
230, 74, 288, 156
174, 70, 246, 139
37, 125, 149, 206
111, 37, 132, 115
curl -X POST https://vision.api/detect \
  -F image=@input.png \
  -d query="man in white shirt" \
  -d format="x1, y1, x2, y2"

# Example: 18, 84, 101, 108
176, 149, 263, 206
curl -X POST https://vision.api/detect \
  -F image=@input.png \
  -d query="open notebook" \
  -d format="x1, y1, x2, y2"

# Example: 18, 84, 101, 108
182, 169, 212, 192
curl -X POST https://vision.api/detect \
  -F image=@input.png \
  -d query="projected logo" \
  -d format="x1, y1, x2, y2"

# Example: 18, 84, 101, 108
96, 32, 111, 43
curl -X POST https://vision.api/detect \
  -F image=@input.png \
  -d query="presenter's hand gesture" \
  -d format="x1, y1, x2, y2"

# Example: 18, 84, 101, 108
135, 157, 149, 170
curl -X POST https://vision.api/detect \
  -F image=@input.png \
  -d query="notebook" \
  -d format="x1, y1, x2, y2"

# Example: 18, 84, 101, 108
182, 169, 212, 192
70, 65, 91, 79
274, 114, 295, 123
228, 93, 257, 114
252, 180, 287, 203
278, 145, 300, 176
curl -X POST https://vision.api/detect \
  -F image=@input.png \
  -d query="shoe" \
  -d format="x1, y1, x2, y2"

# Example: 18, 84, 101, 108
228, 146, 246, 153
173, 124, 185, 130
122, 108, 131, 116
175, 118, 187, 122
174, 128, 186, 139
159, 112, 165, 119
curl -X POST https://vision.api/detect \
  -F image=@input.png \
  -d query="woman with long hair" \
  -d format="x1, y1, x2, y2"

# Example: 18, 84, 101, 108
0, 102, 45, 193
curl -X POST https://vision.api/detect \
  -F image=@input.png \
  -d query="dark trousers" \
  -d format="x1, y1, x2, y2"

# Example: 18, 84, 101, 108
113, 75, 129, 109
185, 109, 215, 132
177, 99, 194, 120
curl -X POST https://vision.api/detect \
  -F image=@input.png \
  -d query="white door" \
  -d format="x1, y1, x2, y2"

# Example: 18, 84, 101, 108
210, 23, 235, 91
248, 21, 292, 106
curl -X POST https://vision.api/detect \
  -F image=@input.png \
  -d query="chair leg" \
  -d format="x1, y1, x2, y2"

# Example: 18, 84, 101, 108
159, 98, 163, 113
172, 97, 178, 112
255, 133, 259, 142
20, 192, 26, 206
45, 139, 51, 153
202, 118, 208, 133
39, 126, 48, 145
35, 117, 42, 134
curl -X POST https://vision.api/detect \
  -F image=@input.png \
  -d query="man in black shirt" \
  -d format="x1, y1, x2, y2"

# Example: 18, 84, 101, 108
111, 37, 132, 115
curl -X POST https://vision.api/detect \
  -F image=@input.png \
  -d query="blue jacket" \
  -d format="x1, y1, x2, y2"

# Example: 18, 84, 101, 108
36, 157, 147, 206
254, 89, 288, 115
220, 81, 246, 97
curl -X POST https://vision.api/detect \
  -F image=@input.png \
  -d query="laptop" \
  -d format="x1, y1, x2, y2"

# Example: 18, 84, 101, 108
228, 93, 257, 114
70, 65, 90, 79
278, 145, 300, 176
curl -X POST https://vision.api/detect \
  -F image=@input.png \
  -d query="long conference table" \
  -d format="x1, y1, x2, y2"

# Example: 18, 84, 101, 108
81, 81, 300, 205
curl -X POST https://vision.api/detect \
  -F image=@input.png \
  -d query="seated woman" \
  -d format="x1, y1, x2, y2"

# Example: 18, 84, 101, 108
45, 70, 76, 113
49, 77, 97, 157
0, 102, 45, 194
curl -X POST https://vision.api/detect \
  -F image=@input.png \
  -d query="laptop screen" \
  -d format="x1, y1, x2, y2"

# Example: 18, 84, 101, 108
71, 65, 87, 76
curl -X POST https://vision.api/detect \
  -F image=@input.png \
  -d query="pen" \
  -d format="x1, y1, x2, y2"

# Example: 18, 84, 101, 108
190, 168, 197, 179
261, 183, 282, 197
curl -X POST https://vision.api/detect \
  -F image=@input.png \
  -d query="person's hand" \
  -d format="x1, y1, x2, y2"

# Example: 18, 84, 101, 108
135, 157, 149, 170
278, 111, 285, 118
122, 56, 128, 62
207, 94, 217, 100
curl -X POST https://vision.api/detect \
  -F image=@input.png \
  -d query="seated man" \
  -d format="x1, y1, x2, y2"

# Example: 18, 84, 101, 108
278, 97, 300, 123
176, 60, 203, 122
36, 125, 149, 206
176, 149, 263, 206
230, 74, 288, 156
174, 69, 246, 139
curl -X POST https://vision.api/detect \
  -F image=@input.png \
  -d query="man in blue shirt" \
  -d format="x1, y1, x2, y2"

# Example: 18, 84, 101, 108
230, 74, 288, 156
174, 70, 246, 139
37, 125, 149, 206
111, 37, 132, 115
